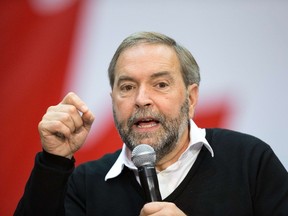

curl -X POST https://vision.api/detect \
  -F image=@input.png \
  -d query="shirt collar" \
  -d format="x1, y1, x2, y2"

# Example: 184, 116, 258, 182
105, 119, 214, 181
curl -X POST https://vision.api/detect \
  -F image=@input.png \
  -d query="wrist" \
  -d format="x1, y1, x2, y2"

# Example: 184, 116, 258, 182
40, 150, 75, 171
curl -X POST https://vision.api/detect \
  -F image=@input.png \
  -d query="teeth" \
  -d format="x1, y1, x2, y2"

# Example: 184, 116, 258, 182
137, 122, 157, 128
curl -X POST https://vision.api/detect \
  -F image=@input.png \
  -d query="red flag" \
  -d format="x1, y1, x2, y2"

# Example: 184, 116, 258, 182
0, 1, 83, 214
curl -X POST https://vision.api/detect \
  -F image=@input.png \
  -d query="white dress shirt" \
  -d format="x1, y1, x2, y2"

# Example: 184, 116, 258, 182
105, 119, 214, 199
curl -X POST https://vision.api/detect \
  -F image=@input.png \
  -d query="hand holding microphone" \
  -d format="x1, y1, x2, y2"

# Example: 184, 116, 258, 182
132, 144, 187, 215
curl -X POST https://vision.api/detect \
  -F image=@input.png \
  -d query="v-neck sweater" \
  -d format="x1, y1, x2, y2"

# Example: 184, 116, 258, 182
15, 128, 288, 216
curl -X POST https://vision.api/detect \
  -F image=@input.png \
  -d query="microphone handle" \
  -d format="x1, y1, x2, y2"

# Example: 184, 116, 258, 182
138, 165, 162, 202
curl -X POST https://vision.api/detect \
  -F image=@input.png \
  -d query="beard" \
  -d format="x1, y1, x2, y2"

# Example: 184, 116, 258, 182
113, 96, 190, 163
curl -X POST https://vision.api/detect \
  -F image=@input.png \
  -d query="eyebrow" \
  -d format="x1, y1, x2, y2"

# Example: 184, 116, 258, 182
150, 71, 172, 79
116, 71, 173, 85
116, 76, 135, 85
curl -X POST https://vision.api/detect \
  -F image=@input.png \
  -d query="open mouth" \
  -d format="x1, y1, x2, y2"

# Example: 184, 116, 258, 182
134, 118, 160, 128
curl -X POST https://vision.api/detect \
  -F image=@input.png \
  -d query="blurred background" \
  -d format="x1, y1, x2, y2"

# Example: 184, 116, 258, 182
1, 0, 287, 215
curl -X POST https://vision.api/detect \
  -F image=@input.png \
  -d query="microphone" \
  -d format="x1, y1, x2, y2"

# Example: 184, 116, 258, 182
132, 144, 162, 202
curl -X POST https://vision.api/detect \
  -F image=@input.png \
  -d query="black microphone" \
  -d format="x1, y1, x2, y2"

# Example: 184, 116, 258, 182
132, 144, 162, 202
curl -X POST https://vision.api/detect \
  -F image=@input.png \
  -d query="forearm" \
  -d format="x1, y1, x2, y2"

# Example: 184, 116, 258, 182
14, 151, 75, 216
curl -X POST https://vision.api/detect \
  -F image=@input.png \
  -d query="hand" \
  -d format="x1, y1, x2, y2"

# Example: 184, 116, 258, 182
140, 202, 187, 216
38, 92, 95, 159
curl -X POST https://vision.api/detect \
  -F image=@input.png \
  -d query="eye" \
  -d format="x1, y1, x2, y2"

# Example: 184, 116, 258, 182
120, 84, 134, 92
156, 82, 169, 89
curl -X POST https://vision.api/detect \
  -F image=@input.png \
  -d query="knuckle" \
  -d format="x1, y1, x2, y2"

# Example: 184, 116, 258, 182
38, 121, 44, 130
66, 92, 77, 103
48, 120, 64, 131
47, 105, 57, 112
67, 92, 75, 97
61, 112, 72, 122
67, 105, 78, 115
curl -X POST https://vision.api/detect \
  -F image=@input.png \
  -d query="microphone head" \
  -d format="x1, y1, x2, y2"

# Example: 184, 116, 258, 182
131, 144, 156, 168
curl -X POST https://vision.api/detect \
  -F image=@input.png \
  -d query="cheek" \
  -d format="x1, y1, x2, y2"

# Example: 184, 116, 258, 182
112, 98, 133, 121
157, 96, 182, 116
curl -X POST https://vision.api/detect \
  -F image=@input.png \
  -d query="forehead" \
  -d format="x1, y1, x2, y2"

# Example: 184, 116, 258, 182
115, 43, 181, 78
118, 43, 178, 63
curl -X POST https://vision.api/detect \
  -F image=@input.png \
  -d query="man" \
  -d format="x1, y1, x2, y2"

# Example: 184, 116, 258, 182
15, 32, 288, 215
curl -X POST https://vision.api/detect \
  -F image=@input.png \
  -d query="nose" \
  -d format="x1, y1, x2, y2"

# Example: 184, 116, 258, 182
135, 86, 152, 108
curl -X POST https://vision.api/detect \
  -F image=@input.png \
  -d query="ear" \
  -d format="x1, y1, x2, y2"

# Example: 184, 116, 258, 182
187, 84, 199, 119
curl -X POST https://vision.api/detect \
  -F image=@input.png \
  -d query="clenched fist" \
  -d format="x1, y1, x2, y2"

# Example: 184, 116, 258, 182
38, 92, 95, 159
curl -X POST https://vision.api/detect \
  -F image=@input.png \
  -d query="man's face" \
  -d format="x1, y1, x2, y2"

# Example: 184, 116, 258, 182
111, 43, 198, 161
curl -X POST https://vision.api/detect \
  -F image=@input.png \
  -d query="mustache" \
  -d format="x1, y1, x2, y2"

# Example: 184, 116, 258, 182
127, 109, 165, 128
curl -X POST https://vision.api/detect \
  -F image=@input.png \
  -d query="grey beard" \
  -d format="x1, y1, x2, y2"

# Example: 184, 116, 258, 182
113, 97, 190, 163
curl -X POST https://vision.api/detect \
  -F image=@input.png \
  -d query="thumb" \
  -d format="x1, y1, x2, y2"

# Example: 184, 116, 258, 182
82, 109, 95, 132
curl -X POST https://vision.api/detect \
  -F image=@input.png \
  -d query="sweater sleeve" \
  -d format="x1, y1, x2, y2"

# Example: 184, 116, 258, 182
252, 145, 288, 216
14, 151, 75, 216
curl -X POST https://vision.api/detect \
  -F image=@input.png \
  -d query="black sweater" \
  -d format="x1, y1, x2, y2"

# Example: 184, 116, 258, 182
15, 128, 288, 216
